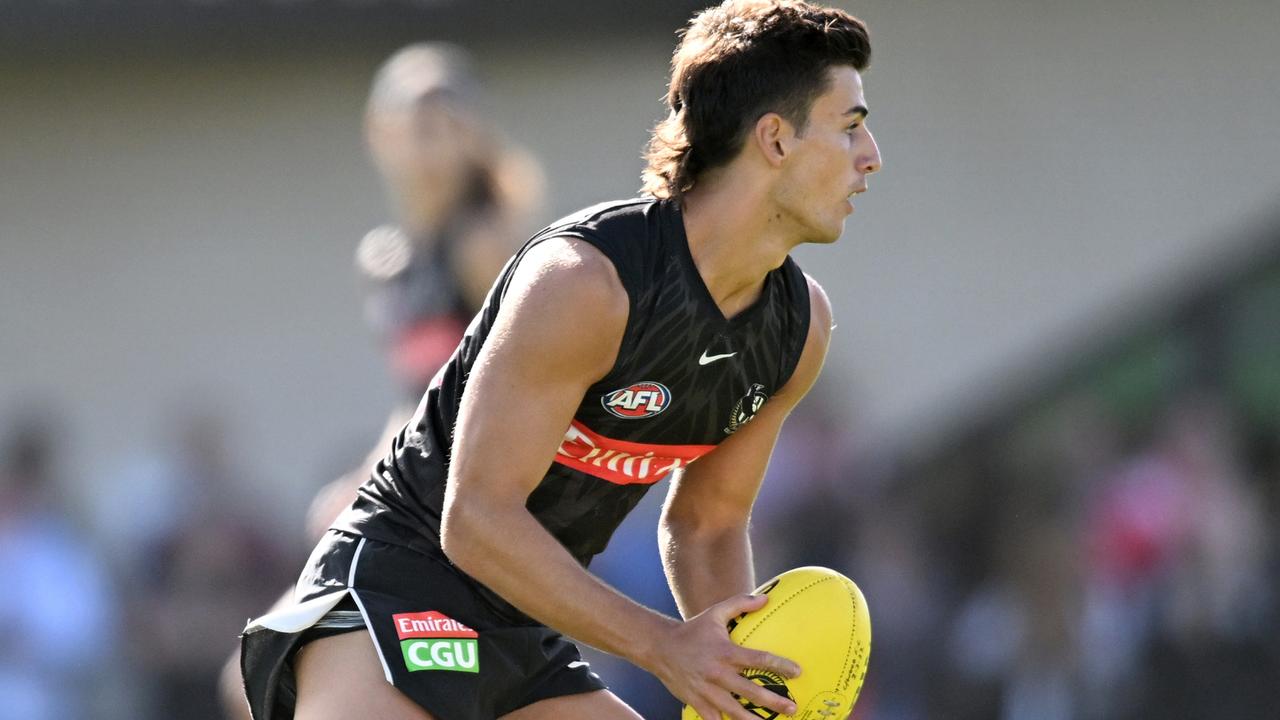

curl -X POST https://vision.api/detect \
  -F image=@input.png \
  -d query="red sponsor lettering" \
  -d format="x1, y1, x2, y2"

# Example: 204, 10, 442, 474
554, 420, 714, 485
392, 611, 478, 640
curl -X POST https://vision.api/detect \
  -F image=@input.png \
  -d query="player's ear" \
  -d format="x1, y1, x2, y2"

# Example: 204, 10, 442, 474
753, 112, 794, 168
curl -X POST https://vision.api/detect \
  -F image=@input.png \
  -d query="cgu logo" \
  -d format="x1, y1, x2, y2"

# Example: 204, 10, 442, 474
401, 638, 480, 674
601, 382, 671, 419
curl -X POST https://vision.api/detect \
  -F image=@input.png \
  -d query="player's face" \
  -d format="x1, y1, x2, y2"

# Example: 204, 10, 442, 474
775, 66, 881, 243
372, 104, 479, 188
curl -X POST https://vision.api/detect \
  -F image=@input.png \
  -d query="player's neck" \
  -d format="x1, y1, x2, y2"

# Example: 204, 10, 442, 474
681, 178, 795, 319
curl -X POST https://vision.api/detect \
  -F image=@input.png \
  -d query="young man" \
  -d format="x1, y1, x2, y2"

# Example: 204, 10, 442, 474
240, 2, 881, 719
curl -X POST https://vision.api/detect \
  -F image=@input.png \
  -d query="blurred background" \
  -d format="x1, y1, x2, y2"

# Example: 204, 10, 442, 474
2, 0, 1278, 718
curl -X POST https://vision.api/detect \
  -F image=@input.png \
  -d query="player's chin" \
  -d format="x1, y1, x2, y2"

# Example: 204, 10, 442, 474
810, 218, 845, 244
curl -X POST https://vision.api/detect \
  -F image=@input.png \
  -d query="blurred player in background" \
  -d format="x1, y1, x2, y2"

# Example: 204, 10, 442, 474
219, 43, 543, 719
241, 1, 881, 719
307, 42, 545, 539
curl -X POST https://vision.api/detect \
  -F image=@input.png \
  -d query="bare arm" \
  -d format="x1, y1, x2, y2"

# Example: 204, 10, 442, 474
440, 238, 799, 720
661, 275, 834, 618
441, 236, 662, 651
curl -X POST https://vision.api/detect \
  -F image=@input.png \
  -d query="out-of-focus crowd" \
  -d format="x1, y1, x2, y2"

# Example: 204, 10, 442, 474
833, 264, 1280, 720
0, 405, 295, 720
3, 38, 1277, 719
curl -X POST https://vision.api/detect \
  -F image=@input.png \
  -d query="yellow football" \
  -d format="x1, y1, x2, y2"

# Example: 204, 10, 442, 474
682, 567, 871, 720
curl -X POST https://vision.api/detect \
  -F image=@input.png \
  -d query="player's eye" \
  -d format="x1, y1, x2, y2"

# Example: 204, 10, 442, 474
845, 123, 861, 135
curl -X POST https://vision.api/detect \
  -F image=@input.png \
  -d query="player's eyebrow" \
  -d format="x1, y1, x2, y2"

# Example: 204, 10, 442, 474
844, 105, 869, 120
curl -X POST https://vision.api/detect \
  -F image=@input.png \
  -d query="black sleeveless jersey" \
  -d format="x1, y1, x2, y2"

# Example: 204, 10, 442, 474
334, 198, 811, 572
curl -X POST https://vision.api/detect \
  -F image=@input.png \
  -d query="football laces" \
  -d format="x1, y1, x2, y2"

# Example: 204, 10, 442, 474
816, 699, 844, 717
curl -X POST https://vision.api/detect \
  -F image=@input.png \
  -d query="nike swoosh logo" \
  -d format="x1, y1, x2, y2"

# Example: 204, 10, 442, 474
698, 351, 737, 365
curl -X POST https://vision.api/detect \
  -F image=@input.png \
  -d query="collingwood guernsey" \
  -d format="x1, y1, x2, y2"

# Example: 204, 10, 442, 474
333, 197, 811, 601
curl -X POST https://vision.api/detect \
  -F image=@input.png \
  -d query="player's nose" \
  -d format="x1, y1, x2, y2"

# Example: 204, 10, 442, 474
859, 129, 882, 175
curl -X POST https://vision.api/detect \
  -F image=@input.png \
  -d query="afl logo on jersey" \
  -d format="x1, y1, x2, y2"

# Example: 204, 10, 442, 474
601, 382, 671, 419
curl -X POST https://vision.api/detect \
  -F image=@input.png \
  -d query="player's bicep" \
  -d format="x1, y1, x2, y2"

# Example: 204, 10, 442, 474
447, 237, 628, 506
665, 276, 834, 529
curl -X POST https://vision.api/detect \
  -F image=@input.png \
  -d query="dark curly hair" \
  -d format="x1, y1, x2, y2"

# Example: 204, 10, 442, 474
642, 0, 871, 199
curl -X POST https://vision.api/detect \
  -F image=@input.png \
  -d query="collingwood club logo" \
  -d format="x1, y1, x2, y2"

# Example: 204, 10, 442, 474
724, 383, 768, 434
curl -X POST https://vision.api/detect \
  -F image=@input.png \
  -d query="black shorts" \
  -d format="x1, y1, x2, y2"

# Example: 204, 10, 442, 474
240, 530, 607, 720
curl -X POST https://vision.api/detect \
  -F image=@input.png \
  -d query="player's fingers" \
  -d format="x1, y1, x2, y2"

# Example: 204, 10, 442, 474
725, 673, 798, 717
710, 593, 767, 624
714, 690, 766, 720
689, 699, 722, 720
733, 647, 801, 679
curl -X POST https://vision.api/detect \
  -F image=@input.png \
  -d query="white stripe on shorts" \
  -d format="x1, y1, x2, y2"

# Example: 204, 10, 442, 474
346, 537, 395, 684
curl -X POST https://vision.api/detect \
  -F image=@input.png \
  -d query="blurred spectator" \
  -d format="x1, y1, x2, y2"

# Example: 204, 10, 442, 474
304, 41, 544, 541
358, 41, 543, 397
127, 409, 290, 720
849, 499, 946, 720
0, 411, 117, 720
1121, 394, 1278, 719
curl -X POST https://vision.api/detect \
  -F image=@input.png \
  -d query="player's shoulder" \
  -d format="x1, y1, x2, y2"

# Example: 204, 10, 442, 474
509, 236, 629, 325
519, 235, 623, 287
500, 236, 629, 378
531, 196, 668, 297
793, 271, 834, 376
538, 197, 656, 240
778, 258, 832, 343
802, 272, 833, 340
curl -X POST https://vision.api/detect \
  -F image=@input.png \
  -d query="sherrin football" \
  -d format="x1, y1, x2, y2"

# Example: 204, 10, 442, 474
682, 567, 871, 720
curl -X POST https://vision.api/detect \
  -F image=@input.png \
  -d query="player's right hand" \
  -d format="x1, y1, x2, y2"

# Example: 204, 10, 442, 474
647, 593, 801, 720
